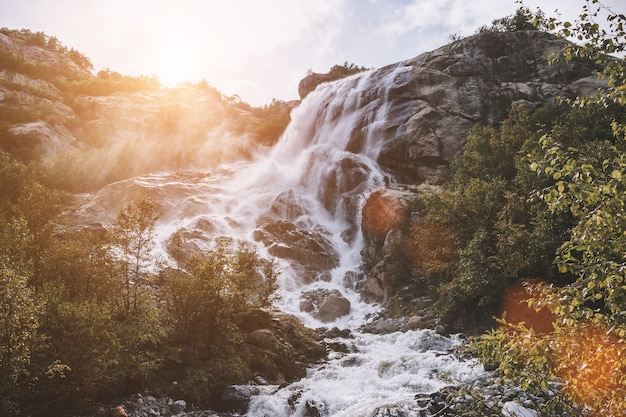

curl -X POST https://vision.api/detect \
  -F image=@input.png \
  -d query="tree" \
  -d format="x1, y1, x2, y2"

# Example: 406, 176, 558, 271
472, 3, 626, 415
109, 194, 160, 315
477, 7, 539, 33
164, 237, 279, 345
0, 262, 42, 417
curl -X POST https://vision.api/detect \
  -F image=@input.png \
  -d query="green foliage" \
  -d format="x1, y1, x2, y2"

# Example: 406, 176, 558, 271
327, 62, 371, 79
476, 7, 540, 34
407, 104, 573, 329
109, 194, 160, 315
67, 69, 161, 96
0, 262, 42, 417
0, 27, 93, 71
164, 237, 279, 345
463, 3, 626, 415
250, 99, 293, 145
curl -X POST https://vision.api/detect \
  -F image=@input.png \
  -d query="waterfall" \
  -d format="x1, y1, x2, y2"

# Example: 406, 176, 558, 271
78, 63, 484, 415
151, 64, 415, 328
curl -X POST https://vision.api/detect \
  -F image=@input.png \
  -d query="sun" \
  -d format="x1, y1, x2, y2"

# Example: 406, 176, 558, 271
153, 40, 202, 87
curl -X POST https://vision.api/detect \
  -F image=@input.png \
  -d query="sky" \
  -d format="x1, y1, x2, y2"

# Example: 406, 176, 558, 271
1, 0, 623, 106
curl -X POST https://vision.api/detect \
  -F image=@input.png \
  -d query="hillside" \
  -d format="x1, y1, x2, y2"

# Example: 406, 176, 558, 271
1, 14, 625, 417
0, 28, 294, 191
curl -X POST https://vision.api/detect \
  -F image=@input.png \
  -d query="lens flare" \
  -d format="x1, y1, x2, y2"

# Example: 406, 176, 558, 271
405, 218, 455, 274
500, 281, 556, 334
361, 190, 405, 239
553, 324, 626, 415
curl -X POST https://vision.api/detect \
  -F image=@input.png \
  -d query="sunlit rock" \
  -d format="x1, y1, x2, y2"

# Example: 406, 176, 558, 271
298, 72, 336, 99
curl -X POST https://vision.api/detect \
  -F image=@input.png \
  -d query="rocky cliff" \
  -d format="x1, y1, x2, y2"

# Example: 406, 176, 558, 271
0, 30, 293, 190
373, 30, 601, 185
350, 30, 604, 308
1, 28, 605, 329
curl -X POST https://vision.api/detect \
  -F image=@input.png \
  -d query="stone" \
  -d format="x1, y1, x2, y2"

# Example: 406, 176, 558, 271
170, 399, 186, 414
502, 401, 539, 417
298, 72, 337, 99
253, 220, 340, 283
316, 292, 351, 323
246, 328, 278, 349
219, 385, 261, 412
109, 406, 128, 417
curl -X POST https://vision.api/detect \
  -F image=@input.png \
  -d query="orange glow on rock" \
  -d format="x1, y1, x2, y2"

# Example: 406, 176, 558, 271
500, 281, 556, 334
405, 218, 455, 274
361, 190, 405, 239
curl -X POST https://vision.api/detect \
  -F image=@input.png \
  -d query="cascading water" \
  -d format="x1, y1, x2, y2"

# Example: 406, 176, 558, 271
80, 63, 484, 416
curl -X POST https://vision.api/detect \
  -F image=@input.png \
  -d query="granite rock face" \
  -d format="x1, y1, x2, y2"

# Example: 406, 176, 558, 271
373, 30, 603, 184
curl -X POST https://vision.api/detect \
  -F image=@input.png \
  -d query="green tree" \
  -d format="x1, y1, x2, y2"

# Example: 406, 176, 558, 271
165, 237, 278, 345
469, 3, 626, 415
0, 262, 42, 417
109, 194, 160, 315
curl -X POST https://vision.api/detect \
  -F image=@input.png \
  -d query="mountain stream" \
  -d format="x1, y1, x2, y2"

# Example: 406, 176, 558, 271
79, 65, 485, 416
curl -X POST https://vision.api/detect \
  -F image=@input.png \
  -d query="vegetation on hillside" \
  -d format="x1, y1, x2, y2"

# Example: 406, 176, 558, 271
0, 159, 321, 417
2, 1, 625, 415
0, 29, 293, 192
400, 2, 626, 415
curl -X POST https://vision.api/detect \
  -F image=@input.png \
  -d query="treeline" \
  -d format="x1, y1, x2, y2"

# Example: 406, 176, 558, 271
0, 156, 321, 417
0, 27, 93, 72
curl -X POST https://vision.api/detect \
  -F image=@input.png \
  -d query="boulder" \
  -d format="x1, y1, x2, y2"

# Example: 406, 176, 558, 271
316, 292, 351, 323
108, 406, 128, 417
246, 328, 278, 349
253, 220, 340, 283
170, 400, 186, 414
361, 185, 420, 268
219, 385, 261, 412
300, 289, 351, 322
298, 72, 337, 99
502, 401, 538, 417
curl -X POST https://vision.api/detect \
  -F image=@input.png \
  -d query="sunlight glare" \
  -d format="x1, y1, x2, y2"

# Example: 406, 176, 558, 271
153, 40, 202, 87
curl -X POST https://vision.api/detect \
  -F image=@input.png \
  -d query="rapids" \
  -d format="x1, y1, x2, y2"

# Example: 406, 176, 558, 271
76, 64, 485, 415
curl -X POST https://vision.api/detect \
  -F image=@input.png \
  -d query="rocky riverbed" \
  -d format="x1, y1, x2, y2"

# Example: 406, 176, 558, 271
92, 319, 573, 417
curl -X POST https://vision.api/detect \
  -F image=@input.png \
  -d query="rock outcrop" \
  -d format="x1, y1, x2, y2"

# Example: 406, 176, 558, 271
298, 72, 337, 99
373, 30, 603, 184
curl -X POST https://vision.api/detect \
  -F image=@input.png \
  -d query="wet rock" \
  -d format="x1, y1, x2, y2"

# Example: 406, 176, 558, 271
219, 385, 261, 412
316, 292, 351, 323
301, 289, 351, 323
361, 317, 405, 334
253, 220, 340, 284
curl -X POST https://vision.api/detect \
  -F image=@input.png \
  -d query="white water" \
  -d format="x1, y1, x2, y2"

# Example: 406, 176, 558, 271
150, 65, 413, 329
92, 65, 484, 415
248, 330, 482, 417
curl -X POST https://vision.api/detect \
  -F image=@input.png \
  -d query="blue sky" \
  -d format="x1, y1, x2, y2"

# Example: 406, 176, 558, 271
1, 0, 623, 105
